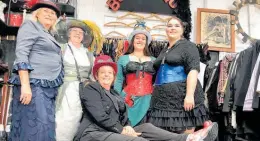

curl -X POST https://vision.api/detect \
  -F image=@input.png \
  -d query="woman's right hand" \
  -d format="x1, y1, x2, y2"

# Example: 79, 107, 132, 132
20, 84, 32, 105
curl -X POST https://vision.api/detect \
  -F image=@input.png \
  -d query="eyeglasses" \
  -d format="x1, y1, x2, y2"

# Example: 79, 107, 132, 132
70, 29, 84, 34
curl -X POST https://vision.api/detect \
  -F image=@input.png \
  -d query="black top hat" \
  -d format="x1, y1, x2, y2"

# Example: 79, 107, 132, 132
31, 0, 60, 17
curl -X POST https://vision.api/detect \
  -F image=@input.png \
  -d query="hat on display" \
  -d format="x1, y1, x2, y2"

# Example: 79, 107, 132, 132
92, 55, 117, 79
67, 19, 94, 47
31, 0, 60, 17
128, 20, 152, 45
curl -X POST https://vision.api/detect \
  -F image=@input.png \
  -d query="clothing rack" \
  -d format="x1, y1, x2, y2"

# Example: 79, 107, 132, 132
204, 40, 260, 141
102, 37, 169, 60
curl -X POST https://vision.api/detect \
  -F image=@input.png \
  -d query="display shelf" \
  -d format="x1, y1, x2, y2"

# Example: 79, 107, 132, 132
0, 3, 75, 35
2, 2, 76, 17
57, 3, 75, 17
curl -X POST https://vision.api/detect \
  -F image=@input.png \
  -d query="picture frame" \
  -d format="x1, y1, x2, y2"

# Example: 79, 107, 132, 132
196, 8, 235, 52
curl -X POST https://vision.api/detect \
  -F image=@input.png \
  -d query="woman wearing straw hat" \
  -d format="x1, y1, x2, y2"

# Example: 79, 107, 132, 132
8, 1, 63, 140
55, 19, 95, 141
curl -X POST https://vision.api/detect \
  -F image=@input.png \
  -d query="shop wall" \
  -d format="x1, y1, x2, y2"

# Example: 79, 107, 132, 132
76, 0, 255, 53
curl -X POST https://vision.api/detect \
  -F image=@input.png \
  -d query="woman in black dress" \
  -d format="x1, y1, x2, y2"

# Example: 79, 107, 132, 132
148, 16, 209, 134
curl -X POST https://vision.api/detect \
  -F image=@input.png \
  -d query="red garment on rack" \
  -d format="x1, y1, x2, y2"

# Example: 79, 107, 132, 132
123, 40, 129, 54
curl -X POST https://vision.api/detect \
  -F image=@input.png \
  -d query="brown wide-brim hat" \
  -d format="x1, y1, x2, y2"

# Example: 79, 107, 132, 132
67, 19, 94, 47
67, 19, 88, 33
31, 0, 61, 17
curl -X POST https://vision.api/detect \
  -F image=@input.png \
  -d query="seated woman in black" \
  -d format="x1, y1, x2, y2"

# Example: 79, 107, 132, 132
74, 55, 218, 141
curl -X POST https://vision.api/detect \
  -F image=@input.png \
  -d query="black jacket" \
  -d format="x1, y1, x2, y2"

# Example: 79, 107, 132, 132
74, 82, 130, 141
233, 41, 260, 108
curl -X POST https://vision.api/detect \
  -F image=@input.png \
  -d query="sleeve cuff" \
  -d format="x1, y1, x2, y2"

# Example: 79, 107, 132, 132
112, 122, 124, 133
12, 62, 34, 73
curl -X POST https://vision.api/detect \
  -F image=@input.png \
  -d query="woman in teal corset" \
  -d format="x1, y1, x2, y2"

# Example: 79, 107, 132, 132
114, 21, 155, 127
148, 16, 209, 133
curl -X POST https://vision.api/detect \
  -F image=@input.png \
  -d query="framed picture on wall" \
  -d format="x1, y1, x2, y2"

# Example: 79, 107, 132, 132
196, 8, 235, 52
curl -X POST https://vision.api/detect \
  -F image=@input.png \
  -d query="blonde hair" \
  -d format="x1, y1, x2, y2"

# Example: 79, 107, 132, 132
31, 8, 57, 32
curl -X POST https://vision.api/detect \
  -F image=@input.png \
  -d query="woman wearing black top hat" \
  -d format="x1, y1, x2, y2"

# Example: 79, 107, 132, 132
8, 1, 63, 141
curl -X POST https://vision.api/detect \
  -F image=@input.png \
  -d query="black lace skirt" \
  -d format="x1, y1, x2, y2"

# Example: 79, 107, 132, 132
148, 80, 209, 132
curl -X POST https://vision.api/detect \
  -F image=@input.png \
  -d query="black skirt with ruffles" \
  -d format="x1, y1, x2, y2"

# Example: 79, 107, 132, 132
148, 80, 209, 132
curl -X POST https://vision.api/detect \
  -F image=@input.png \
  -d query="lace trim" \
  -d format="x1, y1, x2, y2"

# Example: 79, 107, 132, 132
9, 70, 64, 88
12, 62, 34, 73
148, 104, 209, 132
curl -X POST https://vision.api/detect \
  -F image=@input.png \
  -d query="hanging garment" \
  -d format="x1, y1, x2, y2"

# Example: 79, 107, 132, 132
102, 38, 126, 62
4, 12, 23, 27
234, 41, 260, 109
149, 40, 167, 58
204, 63, 220, 112
0, 40, 16, 70
199, 62, 206, 88
217, 54, 236, 105
222, 54, 240, 112
243, 53, 260, 111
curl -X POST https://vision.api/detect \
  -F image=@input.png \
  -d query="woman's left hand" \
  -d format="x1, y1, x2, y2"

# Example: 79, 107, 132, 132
184, 95, 195, 111
123, 126, 141, 137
